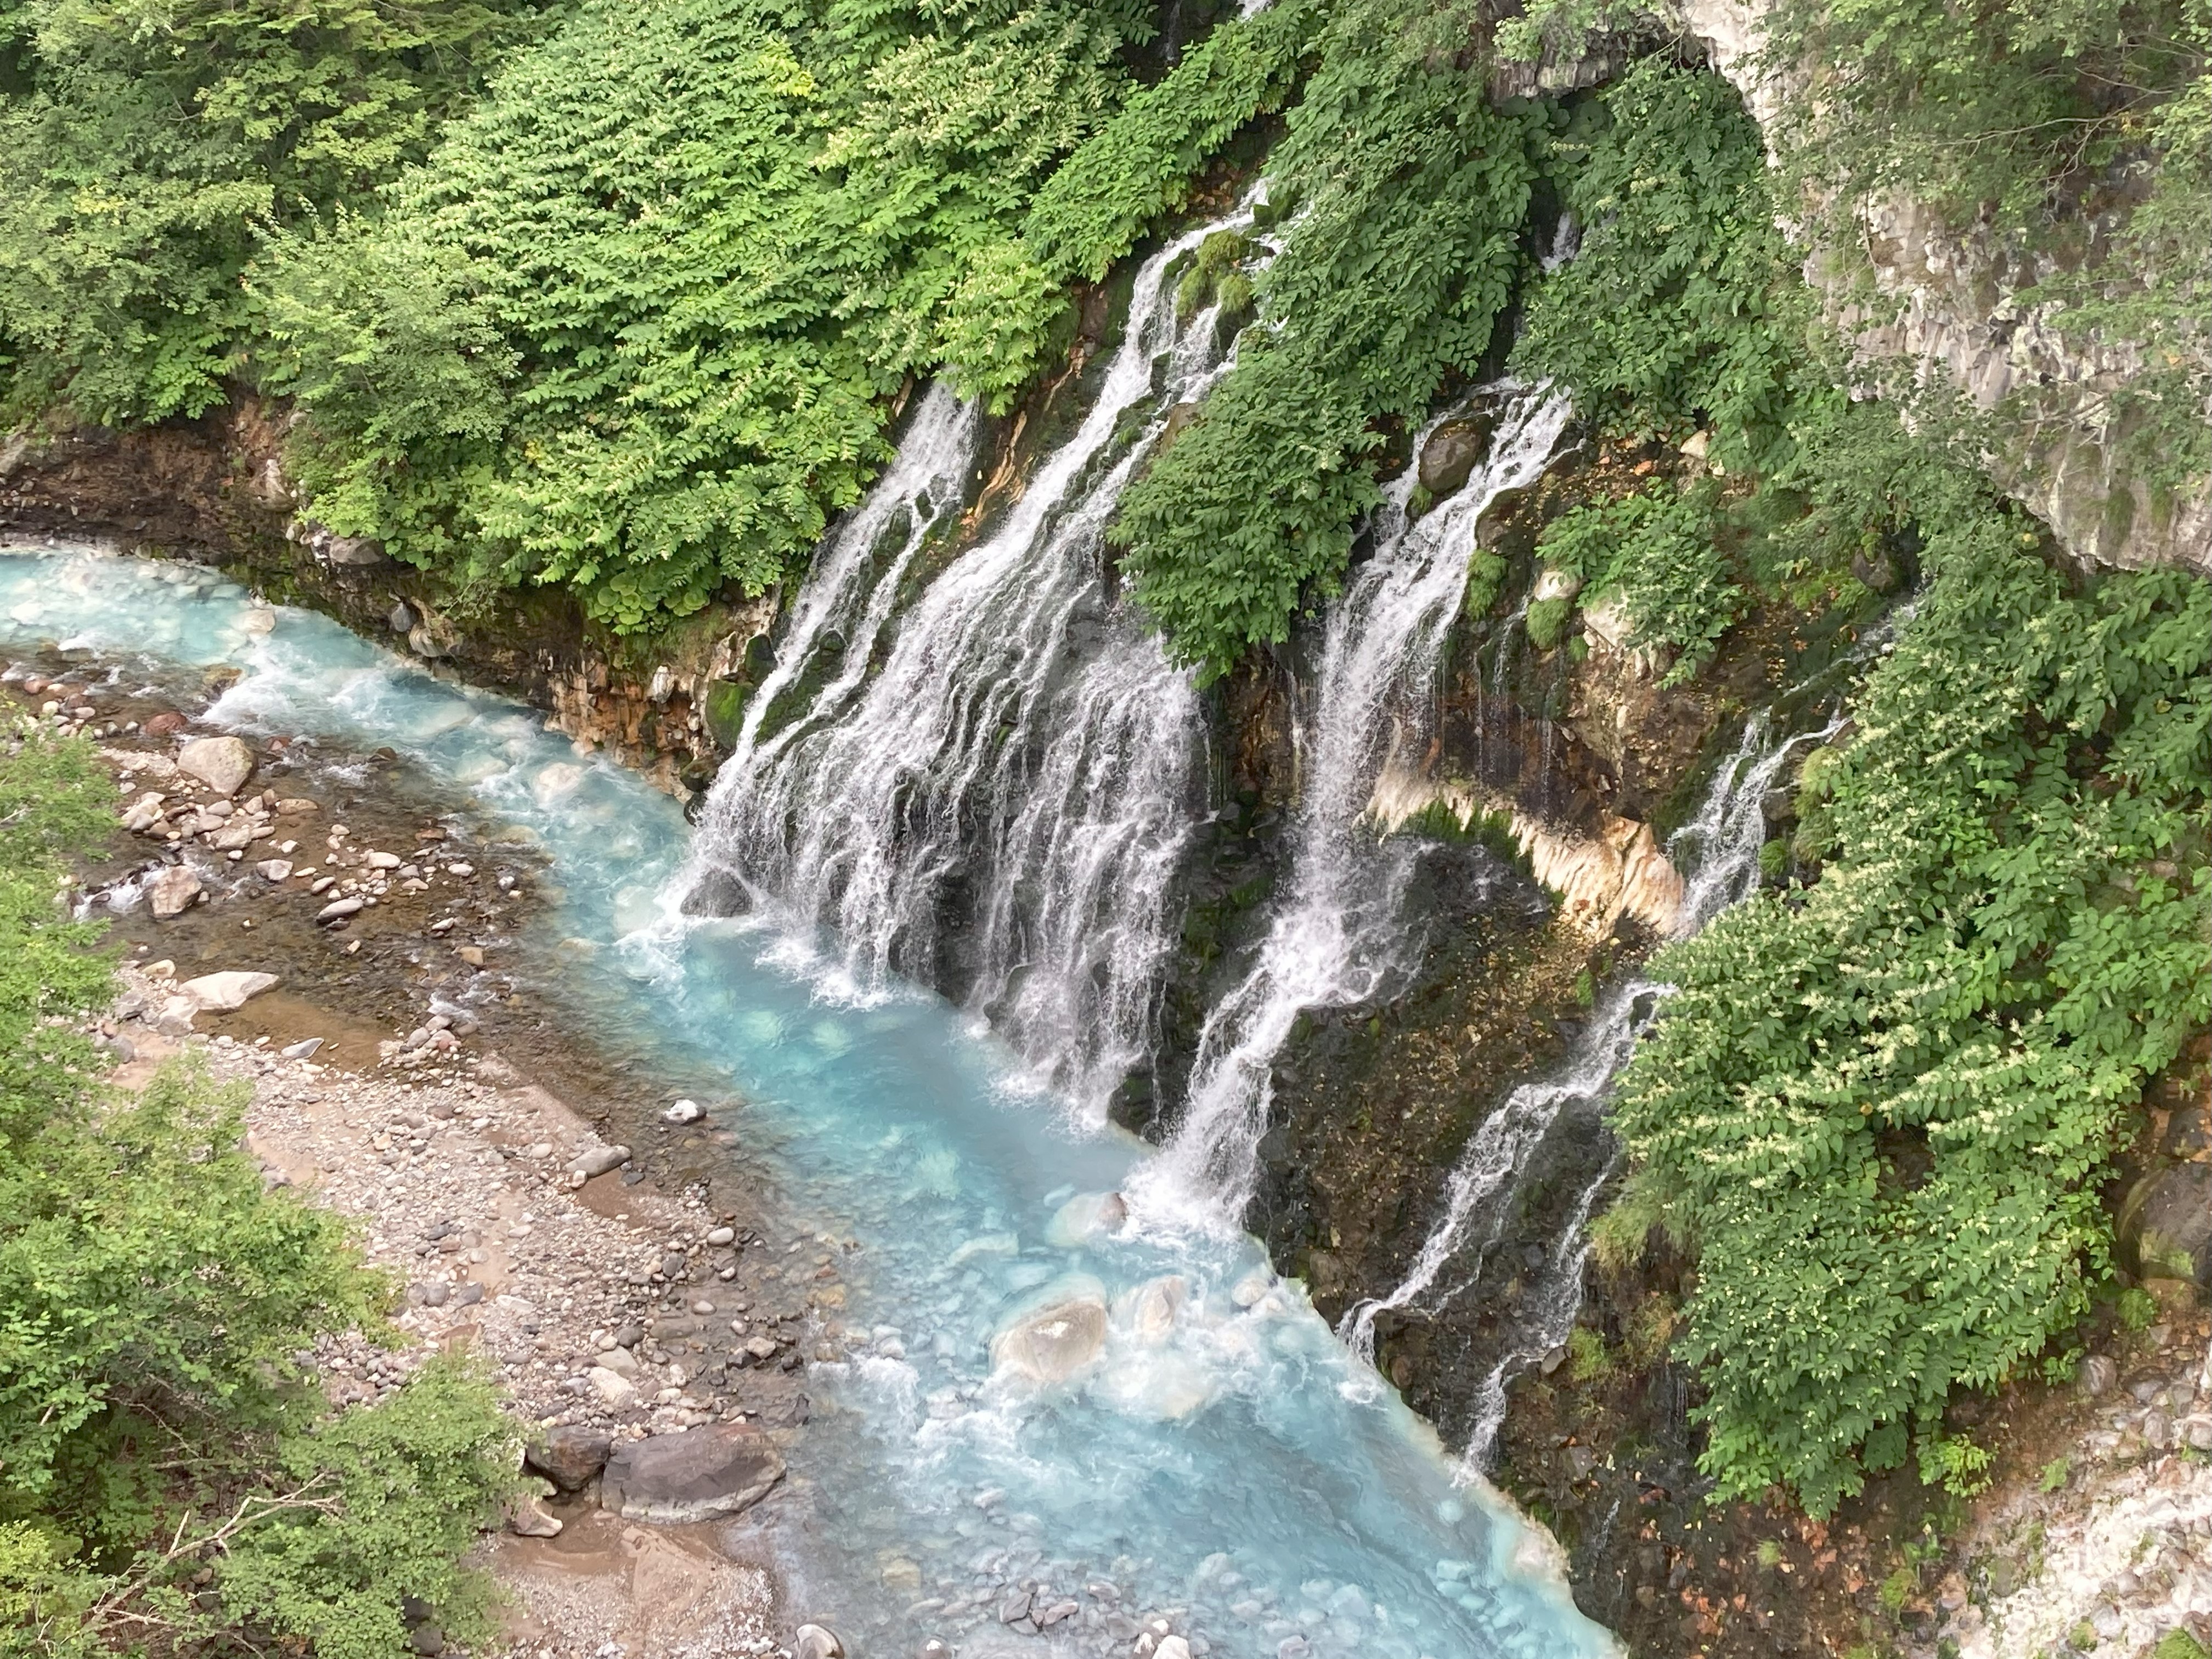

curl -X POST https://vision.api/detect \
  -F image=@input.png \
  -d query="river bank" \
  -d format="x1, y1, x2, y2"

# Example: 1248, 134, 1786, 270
7, 639, 825, 1657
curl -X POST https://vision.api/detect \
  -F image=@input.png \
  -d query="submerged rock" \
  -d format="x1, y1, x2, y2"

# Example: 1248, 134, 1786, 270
990, 1278, 1109, 1386
792, 1625, 843, 1659
599, 1424, 785, 1524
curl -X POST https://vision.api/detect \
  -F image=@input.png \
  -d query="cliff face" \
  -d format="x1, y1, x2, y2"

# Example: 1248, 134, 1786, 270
1675, 0, 2212, 576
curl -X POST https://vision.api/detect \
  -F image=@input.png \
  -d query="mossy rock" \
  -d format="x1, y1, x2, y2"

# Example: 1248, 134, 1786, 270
702, 679, 752, 751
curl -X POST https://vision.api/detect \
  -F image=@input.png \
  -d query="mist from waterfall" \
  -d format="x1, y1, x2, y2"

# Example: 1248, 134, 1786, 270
1341, 712, 1847, 1469
1128, 387, 1574, 1235
686, 207, 1268, 1119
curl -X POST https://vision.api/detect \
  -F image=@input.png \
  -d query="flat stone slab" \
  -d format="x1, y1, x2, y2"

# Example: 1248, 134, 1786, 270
180, 970, 279, 1012
599, 1426, 783, 1525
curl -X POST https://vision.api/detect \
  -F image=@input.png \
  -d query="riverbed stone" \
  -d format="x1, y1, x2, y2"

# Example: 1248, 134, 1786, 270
792, 1625, 843, 1659
177, 735, 255, 796
180, 970, 279, 1012
990, 1279, 1109, 1386
146, 865, 204, 918
599, 1425, 785, 1524
526, 1426, 614, 1492
569, 1144, 630, 1181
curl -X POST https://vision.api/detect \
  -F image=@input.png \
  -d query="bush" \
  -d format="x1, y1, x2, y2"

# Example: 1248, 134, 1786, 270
1115, 0, 1542, 676
1534, 488, 1743, 681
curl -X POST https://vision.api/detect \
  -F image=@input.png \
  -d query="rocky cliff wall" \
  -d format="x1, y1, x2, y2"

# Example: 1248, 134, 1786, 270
1675, 0, 2212, 575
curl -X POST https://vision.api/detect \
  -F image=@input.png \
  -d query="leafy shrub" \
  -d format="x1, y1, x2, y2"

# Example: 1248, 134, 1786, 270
1534, 488, 1743, 681
1525, 595, 1575, 651
1512, 58, 1815, 473
1023, 0, 1317, 284
265, 0, 1160, 632
1115, 0, 1542, 676
0, 0, 546, 425
1609, 421, 2212, 1515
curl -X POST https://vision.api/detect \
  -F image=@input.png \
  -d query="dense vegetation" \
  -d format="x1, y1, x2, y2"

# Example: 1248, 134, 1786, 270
0, 727, 517, 1656
0, 0, 546, 427
1607, 425, 2210, 1514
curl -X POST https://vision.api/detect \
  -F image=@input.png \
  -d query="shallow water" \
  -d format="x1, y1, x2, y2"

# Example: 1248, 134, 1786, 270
1, 545, 1613, 1659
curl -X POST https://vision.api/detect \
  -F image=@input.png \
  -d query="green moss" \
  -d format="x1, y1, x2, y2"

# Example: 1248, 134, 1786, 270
1525, 595, 1575, 651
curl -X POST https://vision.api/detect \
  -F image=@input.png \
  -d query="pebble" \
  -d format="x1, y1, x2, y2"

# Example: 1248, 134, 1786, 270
317, 896, 366, 922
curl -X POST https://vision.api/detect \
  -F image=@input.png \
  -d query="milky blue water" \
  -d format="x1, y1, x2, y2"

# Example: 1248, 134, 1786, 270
0, 545, 1615, 1659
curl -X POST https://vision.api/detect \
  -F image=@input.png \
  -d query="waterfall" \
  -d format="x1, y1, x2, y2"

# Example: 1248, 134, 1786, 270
1340, 712, 1846, 1468
687, 207, 1264, 1117
1128, 387, 1574, 1235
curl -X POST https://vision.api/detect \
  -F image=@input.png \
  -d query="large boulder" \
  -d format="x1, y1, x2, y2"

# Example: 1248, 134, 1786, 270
990, 1278, 1109, 1386
145, 865, 204, 918
599, 1426, 784, 1524
1417, 410, 1499, 499
2120, 1163, 2212, 1286
526, 1426, 613, 1492
176, 735, 255, 797
180, 971, 279, 1012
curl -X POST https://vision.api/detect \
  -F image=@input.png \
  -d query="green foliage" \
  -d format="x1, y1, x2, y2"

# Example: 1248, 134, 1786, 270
0, 726, 517, 1656
0, 0, 545, 425
1566, 1325, 1615, 1384
2155, 1629, 2212, 1659
1513, 58, 1817, 473
265, 0, 1160, 631
1023, 0, 1316, 284
2117, 1285, 2160, 1330
1463, 548, 1510, 619
1610, 415, 2212, 1515
2038, 1455, 2073, 1492
1525, 594, 1575, 651
217, 1361, 517, 1659
1116, 0, 1541, 676
1535, 488, 1743, 682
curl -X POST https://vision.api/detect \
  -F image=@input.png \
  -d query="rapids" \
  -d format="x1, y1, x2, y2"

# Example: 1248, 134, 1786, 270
0, 544, 1616, 1659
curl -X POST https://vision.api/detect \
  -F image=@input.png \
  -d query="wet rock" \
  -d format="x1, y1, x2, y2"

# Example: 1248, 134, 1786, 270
146, 865, 204, 918
177, 735, 255, 796
998, 1589, 1034, 1625
141, 710, 187, 738
662, 1098, 704, 1125
990, 1279, 1109, 1385
180, 970, 279, 1012
793, 1625, 844, 1659
2120, 1164, 2212, 1286
1122, 1275, 1187, 1345
599, 1424, 785, 1525
1417, 411, 1499, 499
505, 1496, 563, 1538
387, 601, 417, 634
527, 1427, 614, 1492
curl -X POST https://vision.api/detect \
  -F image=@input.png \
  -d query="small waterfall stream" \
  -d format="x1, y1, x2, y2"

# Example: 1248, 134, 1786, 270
1130, 388, 1573, 1234
689, 207, 1265, 1116
1341, 713, 1846, 1468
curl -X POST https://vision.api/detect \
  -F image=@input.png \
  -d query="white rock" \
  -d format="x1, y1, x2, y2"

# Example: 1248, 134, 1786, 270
180, 970, 279, 1012
706, 1227, 736, 1246
316, 896, 365, 922
662, 1098, 704, 1125
1231, 1267, 1276, 1308
364, 851, 402, 870
255, 858, 294, 882
990, 1278, 1109, 1386
1120, 1275, 1188, 1345
586, 1367, 639, 1408
176, 735, 255, 796
146, 865, 204, 918
279, 1037, 323, 1060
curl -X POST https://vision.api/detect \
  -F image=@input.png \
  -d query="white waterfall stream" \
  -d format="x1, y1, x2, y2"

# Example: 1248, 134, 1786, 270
1128, 387, 1574, 1235
1340, 712, 1847, 1468
688, 207, 1266, 1118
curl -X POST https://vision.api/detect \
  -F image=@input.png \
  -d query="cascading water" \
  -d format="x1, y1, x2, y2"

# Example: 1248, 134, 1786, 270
1340, 713, 1846, 1468
1130, 387, 1573, 1235
687, 208, 1265, 1117
3, 543, 1618, 1659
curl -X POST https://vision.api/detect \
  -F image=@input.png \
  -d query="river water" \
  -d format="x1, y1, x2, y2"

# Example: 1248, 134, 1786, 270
0, 546, 1613, 1658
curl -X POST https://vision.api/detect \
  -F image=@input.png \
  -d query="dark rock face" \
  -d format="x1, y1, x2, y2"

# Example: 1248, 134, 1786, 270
1417, 410, 1501, 499
527, 1426, 614, 1492
600, 1425, 785, 1524
2121, 1161, 2212, 1287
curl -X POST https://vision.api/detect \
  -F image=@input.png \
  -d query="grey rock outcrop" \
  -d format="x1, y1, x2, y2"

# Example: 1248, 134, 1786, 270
599, 1425, 784, 1524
